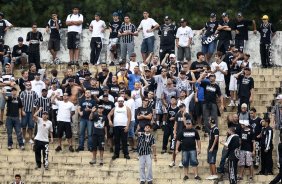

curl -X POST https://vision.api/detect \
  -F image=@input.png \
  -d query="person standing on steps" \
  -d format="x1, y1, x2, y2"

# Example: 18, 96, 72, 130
51, 92, 75, 152
33, 107, 53, 170
108, 97, 131, 160
138, 124, 157, 184
46, 13, 62, 64
3, 87, 25, 151
176, 113, 202, 181
89, 12, 106, 65
66, 6, 83, 66
0, 12, 13, 39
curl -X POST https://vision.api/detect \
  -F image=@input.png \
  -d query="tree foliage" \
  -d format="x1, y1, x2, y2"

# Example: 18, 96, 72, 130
1, 0, 281, 29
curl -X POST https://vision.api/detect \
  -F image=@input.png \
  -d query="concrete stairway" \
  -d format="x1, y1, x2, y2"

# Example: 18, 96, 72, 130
0, 66, 281, 183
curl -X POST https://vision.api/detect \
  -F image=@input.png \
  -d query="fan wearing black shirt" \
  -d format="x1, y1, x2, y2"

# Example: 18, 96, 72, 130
158, 16, 177, 61
26, 23, 43, 69
11, 37, 29, 69
223, 127, 240, 184
161, 96, 179, 154
216, 13, 234, 54
258, 15, 276, 68
234, 13, 256, 52
136, 98, 153, 133
235, 67, 254, 111
190, 52, 209, 80
238, 120, 255, 181
109, 12, 122, 64
198, 73, 223, 135
176, 117, 201, 180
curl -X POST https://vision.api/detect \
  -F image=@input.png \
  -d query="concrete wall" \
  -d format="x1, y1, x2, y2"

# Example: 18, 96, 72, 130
3, 28, 282, 66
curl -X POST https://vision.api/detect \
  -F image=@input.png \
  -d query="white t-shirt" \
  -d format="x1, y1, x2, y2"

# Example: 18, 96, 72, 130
138, 18, 158, 39
90, 20, 106, 38
131, 88, 144, 109
31, 80, 46, 98
1, 19, 12, 27
177, 91, 194, 113
34, 118, 53, 142
47, 88, 63, 109
55, 100, 75, 122
66, 14, 84, 33
124, 98, 135, 121
128, 61, 139, 73
211, 61, 228, 82
176, 26, 193, 47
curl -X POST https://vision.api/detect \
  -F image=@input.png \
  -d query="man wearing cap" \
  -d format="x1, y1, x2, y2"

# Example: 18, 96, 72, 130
31, 73, 46, 98
176, 18, 193, 63
119, 15, 138, 60
238, 120, 255, 181
11, 37, 28, 69
201, 13, 219, 63
0, 12, 13, 39
33, 107, 53, 170
234, 12, 256, 52
26, 23, 43, 70
158, 16, 177, 61
108, 12, 122, 65
258, 15, 276, 68
137, 11, 159, 61
108, 97, 131, 160
89, 12, 106, 65
235, 67, 254, 111
217, 12, 234, 54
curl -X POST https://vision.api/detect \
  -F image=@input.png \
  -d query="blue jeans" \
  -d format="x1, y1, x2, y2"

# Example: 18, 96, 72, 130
6, 117, 24, 147
219, 147, 228, 172
78, 118, 93, 150
21, 112, 34, 129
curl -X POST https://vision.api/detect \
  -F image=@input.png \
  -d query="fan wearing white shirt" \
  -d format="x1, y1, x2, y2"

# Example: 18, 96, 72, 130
31, 73, 46, 98
65, 7, 84, 66
137, 11, 159, 61
176, 18, 193, 63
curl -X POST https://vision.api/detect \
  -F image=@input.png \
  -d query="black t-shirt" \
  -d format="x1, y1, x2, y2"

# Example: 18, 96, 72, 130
177, 128, 200, 151
224, 51, 234, 72
200, 80, 221, 104
28, 71, 36, 81
258, 23, 276, 44
228, 121, 242, 135
99, 100, 115, 116
227, 134, 240, 160
47, 19, 62, 39
91, 113, 107, 135
136, 107, 153, 131
97, 72, 112, 86
261, 126, 273, 149
278, 143, 282, 163
190, 61, 209, 79
237, 75, 254, 97
6, 96, 23, 117
0, 44, 11, 61
240, 128, 254, 151
109, 20, 122, 38
26, 31, 43, 53
208, 125, 219, 150
250, 117, 262, 141
16, 78, 29, 92
218, 20, 234, 40
79, 97, 96, 119
12, 44, 29, 57
175, 112, 191, 134
62, 76, 81, 90
204, 21, 219, 36
235, 19, 253, 40
167, 105, 179, 125
108, 83, 120, 98
87, 86, 102, 97
158, 24, 177, 46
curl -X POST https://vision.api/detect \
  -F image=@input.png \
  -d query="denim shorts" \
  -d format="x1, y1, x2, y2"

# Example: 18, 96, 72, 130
182, 150, 198, 167
207, 150, 218, 164
21, 112, 34, 129
155, 98, 167, 115
128, 120, 135, 138
141, 36, 155, 53
202, 40, 217, 54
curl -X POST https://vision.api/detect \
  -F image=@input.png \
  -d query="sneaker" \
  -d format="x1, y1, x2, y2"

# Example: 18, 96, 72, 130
178, 162, 183, 168
206, 175, 215, 180
23, 139, 25, 144
169, 161, 175, 167
228, 101, 235, 107
194, 175, 201, 180
249, 176, 253, 181
8, 146, 12, 150
147, 181, 153, 184
55, 146, 62, 152
29, 139, 34, 144
69, 146, 74, 152
161, 150, 167, 154
183, 175, 189, 180
44, 165, 49, 170
99, 160, 104, 166
20, 146, 25, 150
112, 155, 119, 160
237, 176, 243, 180
89, 159, 96, 165
140, 181, 145, 184
76, 148, 84, 152
124, 155, 130, 159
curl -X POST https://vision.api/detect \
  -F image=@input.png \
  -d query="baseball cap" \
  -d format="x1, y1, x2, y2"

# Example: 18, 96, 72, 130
112, 12, 119, 16
164, 15, 171, 20
241, 103, 248, 108
144, 66, 150, 72
210, 13, 216, 18
276, 94, 282, 100
221, 12, 228, 17
98, 105, 104, 109
18, 37, 24, 42
169, 54, 176, 58
117, 97, 124, 102
180, 18, 186, 22
239, 120, 249, 126
95, 12, 101, 17
237, 12, 243, 17
262, 15, 269, 20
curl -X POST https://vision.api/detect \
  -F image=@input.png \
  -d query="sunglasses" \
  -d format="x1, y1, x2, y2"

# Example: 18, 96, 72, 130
118, 100, 124, 102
